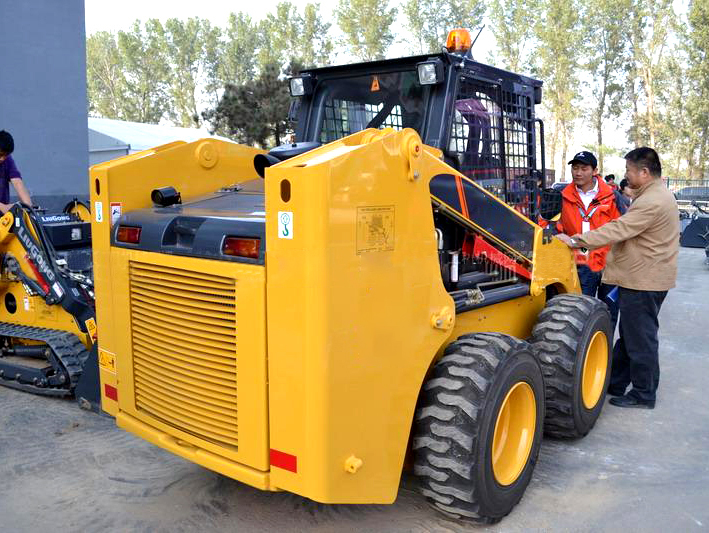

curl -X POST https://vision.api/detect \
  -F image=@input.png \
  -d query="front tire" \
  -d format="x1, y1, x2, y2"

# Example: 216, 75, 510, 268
413, 333, 545, 523
531, 294, 612, 438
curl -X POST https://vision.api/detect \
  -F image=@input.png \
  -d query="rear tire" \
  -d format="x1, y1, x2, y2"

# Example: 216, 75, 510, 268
531, 294, 612, 438
413, 333, 544, 523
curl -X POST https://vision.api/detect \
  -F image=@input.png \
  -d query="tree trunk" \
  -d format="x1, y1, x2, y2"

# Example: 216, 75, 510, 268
550, 117, 560, 182
699, 132, 708, 181
630, 75, 640, 147
561, 123, 569, 183
644, 66, 656, 147
596, 70, 608, 174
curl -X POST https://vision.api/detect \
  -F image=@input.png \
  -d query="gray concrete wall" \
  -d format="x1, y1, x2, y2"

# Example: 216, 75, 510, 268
0, 0, 89, 211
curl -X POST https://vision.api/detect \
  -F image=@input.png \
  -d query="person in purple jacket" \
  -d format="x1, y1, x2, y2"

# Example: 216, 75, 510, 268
0, 130, 32, 212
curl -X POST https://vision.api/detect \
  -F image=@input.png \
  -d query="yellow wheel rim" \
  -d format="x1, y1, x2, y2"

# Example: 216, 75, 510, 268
67, 202, 91, 222
492, 381, 536, 486
581, 331, 608, 409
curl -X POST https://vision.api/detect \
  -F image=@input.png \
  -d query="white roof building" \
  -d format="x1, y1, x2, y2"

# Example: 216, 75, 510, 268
88, 117, 231, 166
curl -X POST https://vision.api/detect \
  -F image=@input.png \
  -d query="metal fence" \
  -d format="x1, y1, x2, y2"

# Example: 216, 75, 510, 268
666, 178, 709, 198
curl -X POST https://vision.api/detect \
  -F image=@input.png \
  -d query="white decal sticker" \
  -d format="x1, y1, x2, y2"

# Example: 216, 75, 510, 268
23, 296, 30, 311
95, 202, 103, 223
278, 211, 293, 239
110, 202, 122, 226
52, 282, 64, 298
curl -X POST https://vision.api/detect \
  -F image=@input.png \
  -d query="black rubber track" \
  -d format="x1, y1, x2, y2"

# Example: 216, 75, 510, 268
530, 294, 612, 438
0, 322, 88, 396
412, 332, 544, 523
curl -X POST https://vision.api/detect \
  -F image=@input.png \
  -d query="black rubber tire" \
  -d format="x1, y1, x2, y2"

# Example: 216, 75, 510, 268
413, 333, 545, 523
531, 294, 612, 438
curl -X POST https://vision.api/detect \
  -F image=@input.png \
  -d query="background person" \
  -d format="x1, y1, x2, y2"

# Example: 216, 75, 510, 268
0, 130, 32, 212
617, 177, 633, 211
557, 151, 621, 330
555, 147, 679, 409
605, 174, 619, 191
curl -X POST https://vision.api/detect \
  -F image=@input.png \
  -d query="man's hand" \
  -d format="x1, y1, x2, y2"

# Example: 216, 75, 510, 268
555, 233, 574, 246
0, 203, 11, 214
10, 178, 31, 207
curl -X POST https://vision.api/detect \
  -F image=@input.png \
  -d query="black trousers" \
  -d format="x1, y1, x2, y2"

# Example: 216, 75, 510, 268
577, 265, 619, 335
609, 287, 668, 403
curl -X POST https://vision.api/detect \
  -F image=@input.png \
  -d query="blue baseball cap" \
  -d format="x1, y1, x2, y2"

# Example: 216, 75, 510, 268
568, 151, 598, 168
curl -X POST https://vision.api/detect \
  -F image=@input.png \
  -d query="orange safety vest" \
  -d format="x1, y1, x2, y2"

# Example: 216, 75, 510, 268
557, 177, 621, 272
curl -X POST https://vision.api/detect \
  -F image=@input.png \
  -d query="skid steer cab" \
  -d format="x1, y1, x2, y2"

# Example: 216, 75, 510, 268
92, 28, 612, 524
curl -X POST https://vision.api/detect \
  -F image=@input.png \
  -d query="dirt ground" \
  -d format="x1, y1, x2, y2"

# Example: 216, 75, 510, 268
1, 247, 708, 532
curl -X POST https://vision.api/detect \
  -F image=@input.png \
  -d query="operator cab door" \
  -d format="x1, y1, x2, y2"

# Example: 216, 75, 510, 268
446, 73, 539, 218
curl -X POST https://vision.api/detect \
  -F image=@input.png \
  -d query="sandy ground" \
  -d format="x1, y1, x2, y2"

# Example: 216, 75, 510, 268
1, 247, 708, 532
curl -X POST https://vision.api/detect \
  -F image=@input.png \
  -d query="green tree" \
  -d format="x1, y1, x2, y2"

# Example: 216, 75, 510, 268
300, 3, 333, 67
402, 0, 485, 54
487, 0, 538, 72
336, 0, 397, 60
203, 62, 295, 148
402, 0, 428, 53
626, 0, 675, 147
533, 0, 581, 180
656, 52, 693, 179
218, 12, 259, 89
117, 19, 171, 123
86, 31, 127, 119
164, 17, 210, 127
258, 2, 302, 67
681, 0, 709, 179
258, 2, 332, 69
584, 0, 631, 173
202, 22, 224, 105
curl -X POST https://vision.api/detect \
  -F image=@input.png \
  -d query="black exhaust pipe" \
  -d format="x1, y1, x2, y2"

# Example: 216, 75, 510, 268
254, 153, 281, 179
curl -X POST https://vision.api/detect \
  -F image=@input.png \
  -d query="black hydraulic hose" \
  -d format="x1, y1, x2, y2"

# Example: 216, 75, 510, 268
455, 283, 530, 313
9, 345, 50, 358
454, 271, 497, 290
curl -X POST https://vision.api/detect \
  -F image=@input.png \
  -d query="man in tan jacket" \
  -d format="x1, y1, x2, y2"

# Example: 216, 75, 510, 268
556, 147, 679, 409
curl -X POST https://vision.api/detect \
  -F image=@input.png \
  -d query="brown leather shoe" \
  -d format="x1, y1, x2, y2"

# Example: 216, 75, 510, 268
609, 395, 655, 409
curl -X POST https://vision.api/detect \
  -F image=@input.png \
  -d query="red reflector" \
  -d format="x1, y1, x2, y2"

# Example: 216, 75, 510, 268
223, 237, 260, 259
104, 384, 118, 401
270, 449, 297, 473
116, 225, 141, 244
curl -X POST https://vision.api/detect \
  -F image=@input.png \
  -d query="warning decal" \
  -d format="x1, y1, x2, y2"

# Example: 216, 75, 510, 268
98, 349, 116, 374
356, 205, 395, 254
371, 76, 380, 91
85, 317, 98, 340
110, 202, 122, 226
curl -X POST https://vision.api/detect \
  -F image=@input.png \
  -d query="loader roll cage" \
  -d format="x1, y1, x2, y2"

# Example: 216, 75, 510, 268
293, 52, 547, 220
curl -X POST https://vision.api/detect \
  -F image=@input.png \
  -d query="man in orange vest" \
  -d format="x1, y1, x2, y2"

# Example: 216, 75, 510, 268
558, 151, 622, 327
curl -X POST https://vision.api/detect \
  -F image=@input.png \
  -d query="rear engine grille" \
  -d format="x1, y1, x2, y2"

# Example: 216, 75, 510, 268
129, 261, 238, 449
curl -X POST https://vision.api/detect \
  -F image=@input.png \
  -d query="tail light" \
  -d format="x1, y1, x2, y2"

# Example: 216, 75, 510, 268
223, 237, 260, 259
116, 225, 142, 244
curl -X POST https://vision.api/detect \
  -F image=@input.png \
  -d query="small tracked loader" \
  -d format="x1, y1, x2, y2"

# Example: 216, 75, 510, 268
0, 202, 99, 409
92, 29, 612, 523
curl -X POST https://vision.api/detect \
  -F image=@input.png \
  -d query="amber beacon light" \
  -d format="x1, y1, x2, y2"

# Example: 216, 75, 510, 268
446, 28, 472, 54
